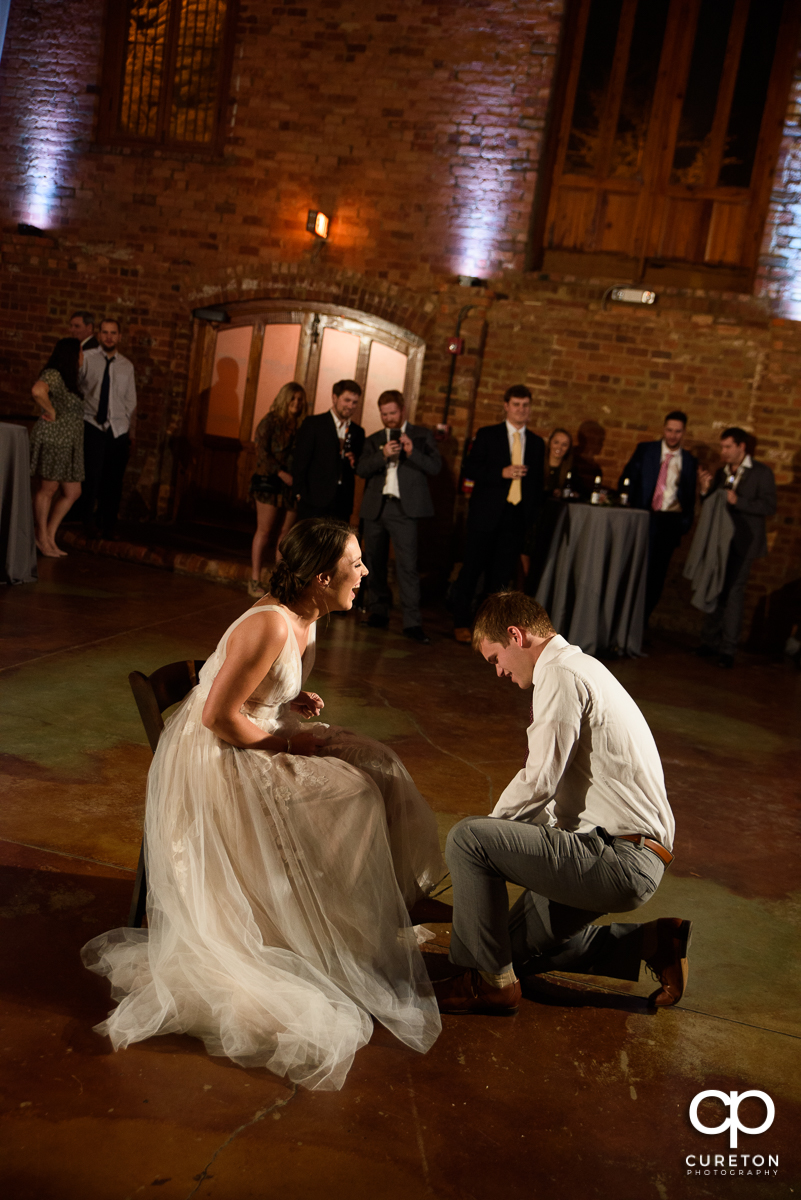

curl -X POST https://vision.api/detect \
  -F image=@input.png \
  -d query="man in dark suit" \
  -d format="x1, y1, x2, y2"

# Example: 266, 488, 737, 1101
356, 390, 441, 644
696, 426, 777, 668
69, 310, 99, 351
618, 410, 698, 623
293, 379, 365, 522
451, 385, 545, 641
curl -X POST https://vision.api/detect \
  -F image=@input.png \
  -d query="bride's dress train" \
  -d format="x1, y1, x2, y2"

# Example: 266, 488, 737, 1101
82, 605, 445, 1090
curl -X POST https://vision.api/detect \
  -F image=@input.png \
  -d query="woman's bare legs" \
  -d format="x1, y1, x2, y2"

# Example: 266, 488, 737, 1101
249, 500, 285, 589
33, 480, 61, 556
46, 481, 81, 555
276, 509, 298, 561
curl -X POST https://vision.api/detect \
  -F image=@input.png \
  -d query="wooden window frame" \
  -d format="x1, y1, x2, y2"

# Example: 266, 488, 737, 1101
530, 0, 801, 292
96, 0, 239, 155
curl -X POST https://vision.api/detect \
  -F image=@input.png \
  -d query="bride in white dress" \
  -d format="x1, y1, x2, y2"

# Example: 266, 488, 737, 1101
82, 519, 445, 1091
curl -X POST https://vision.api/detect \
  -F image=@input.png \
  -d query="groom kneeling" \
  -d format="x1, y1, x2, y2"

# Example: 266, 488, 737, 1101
435, 592, 691, 1015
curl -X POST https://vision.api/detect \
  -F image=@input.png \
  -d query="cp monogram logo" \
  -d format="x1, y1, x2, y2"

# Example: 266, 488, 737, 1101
690, 1091, 775, 1149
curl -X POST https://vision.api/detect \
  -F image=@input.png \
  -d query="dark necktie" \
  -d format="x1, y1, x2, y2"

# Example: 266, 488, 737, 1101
96, 356, 112, 425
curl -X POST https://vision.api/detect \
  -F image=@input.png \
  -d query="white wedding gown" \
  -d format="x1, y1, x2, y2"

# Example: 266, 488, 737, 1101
82, 604, 445, 1090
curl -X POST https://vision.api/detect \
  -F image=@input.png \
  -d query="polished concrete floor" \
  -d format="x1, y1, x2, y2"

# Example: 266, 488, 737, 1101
1, 551, 800, 1199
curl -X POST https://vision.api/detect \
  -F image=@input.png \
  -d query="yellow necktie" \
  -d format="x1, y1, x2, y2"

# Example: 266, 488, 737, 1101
507, 432, 522, 505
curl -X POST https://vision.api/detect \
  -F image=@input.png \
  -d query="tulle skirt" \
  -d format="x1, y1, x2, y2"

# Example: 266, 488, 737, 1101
82, 691, 445, 1091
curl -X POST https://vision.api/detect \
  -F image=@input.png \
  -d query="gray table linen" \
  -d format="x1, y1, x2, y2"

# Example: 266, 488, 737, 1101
535, 504, 648, 656
0, 423, 38, 584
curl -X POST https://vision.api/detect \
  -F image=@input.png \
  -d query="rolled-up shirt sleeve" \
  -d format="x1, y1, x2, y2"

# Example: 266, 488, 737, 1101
490, 668, 586, 823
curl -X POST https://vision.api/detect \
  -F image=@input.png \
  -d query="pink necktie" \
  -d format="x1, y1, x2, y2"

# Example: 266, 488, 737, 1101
652, 453, 674, 512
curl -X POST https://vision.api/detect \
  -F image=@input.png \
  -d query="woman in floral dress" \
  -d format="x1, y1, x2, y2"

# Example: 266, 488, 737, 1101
29, 337, 85, 557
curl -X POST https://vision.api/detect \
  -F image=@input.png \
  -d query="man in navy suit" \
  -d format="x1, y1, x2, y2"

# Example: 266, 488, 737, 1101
293, 379, 365, 523
618, 411, 698, 623
451, 385, 545, 641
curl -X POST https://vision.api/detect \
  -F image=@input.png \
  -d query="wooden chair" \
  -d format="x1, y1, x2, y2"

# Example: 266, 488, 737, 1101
127, 659, 206, 927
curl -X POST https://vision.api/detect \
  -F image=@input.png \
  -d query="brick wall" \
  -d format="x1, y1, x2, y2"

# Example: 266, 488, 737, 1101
1, 0, 799, 644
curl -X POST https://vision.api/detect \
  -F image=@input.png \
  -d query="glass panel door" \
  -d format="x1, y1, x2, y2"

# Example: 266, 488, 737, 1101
205, 325, 253, 438
361, 342, 408, 436
251, 324, 302, 434
313, 328, 361, 414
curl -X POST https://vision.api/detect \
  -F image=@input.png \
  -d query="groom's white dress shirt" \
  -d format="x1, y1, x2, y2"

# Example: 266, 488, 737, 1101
492, 635, 674, 850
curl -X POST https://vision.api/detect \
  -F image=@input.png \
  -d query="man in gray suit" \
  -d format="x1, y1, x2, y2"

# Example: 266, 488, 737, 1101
696, 426, 777, 668
356, 390, 441, 644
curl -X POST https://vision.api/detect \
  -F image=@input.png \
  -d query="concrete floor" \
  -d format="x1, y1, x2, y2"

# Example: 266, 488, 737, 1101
1, 551, 800, 1199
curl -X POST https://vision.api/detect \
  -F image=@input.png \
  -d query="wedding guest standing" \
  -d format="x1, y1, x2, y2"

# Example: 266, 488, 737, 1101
29, 338, 85, 558
450, 385, 544, 642
521, 427, 578, 588
80, 318, 137, 539
356, 389, 441, 644
695, 427, 776, 668
618, 411, 698, 623
293, 380, 365, 522
248, 383, 308, 599
68, 310, 98, 351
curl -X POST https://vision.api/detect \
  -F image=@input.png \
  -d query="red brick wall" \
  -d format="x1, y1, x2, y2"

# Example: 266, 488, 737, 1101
1, 0, 799, 644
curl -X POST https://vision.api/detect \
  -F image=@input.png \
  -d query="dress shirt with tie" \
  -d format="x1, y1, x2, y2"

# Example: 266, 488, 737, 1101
505, 420, 526, 506
81, 348, 137, 438
653, 440, 683, 512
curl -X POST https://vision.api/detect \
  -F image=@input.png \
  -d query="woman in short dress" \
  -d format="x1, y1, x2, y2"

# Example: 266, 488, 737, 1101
248, 383, 307, 598
83, 518, 444, 1091
29, 337, 85, 557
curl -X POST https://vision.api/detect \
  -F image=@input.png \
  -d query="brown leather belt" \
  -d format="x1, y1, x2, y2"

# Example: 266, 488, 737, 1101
617, 834, 674, 868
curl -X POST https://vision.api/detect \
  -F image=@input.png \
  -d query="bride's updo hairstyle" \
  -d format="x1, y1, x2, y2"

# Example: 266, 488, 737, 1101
270, 518, 353, 604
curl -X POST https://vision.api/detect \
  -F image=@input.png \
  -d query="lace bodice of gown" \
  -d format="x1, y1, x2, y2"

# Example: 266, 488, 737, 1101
196, 603, 315, 729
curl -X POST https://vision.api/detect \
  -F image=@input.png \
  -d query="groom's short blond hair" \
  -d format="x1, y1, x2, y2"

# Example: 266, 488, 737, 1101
472, 591, 555, 650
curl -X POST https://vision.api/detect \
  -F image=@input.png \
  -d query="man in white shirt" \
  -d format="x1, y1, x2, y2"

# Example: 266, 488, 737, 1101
434, 591, 691, 1016
356, 390, 441, 643
618, 411, 698, 623
80, 318, 137, 538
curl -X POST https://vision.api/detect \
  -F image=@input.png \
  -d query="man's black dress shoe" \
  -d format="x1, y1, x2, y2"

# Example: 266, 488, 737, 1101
403, 626, 430, 644
367, 613, 389, 629
717, 653, 734, 669
695, 644, 717, 658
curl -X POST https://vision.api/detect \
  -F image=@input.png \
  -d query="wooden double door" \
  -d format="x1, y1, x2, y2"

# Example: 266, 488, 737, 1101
179, 302, 425, 526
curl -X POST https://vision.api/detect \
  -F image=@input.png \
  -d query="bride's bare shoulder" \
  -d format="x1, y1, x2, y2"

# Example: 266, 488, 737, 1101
225, 605, 290, 661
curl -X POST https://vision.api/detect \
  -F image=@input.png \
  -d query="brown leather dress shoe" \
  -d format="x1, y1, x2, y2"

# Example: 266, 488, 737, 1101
434, 969, 521, 1015
645, 917, 692, 1007
454, 627, 472, 644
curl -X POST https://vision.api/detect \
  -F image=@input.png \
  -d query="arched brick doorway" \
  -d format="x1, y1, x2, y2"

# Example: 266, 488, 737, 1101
178, 300, 425, 525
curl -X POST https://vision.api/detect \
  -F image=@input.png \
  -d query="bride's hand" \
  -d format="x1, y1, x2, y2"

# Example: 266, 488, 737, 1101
290, 691, 324, 719
288, 729, 321, 757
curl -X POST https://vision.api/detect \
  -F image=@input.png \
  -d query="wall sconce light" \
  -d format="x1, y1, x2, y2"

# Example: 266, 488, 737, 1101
457, 275, 488, 288
17, 222, 46, 237
307, 211, 329, 239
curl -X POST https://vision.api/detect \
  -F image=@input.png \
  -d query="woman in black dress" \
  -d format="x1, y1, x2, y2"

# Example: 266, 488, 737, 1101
29, 338, 85, 557
522, 427, 579, 588
248, 383, 308, 597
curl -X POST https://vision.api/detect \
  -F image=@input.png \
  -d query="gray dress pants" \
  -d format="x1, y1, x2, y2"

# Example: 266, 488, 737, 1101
701, 549, 753, 655
446, 818, 664, 982
363, 497, 422, 628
